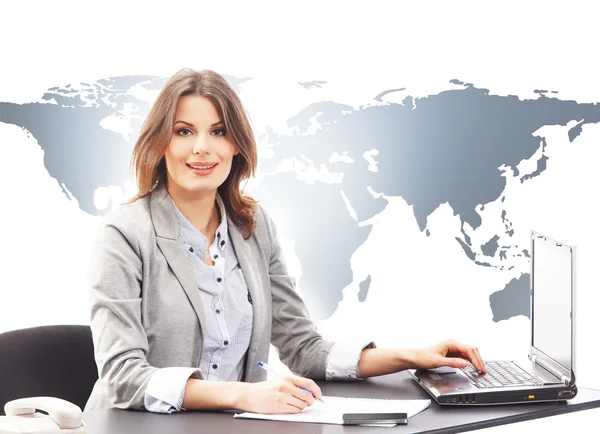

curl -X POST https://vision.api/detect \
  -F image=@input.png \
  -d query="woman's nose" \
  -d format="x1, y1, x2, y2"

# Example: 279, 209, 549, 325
192, 134, 210, 155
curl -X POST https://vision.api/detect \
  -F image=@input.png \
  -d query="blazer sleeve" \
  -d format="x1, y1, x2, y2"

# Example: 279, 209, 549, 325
88, 210, 198, 410
258, 206, 335, 379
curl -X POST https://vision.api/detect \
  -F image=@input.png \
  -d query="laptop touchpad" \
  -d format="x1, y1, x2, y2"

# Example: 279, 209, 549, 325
427, 367, 459, 374
438, 373, 461, 380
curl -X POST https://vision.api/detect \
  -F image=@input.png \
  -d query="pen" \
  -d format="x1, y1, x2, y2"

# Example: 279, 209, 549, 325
257, 361, 325, 403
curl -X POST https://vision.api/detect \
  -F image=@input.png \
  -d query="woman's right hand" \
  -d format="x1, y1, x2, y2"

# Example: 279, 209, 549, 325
238, 374, 323, 414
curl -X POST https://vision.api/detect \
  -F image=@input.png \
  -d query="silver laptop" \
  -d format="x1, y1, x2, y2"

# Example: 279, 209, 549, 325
410, 230, 577, 405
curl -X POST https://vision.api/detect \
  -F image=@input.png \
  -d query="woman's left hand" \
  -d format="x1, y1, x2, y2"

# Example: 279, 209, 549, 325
414, 339, 486, 373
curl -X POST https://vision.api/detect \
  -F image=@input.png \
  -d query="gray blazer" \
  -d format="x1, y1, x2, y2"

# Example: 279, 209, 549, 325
85, 186, 334, 411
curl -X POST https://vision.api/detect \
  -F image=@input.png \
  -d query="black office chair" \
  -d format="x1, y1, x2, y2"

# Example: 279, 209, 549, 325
0, 325, 98, 415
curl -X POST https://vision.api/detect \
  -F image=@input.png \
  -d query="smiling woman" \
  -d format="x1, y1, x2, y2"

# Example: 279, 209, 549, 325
129, 69, 258, 239
85, 68, 485, 416
165, 95, 240, 237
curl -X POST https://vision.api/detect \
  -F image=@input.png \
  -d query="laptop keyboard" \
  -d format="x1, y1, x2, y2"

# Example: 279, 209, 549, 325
462, 361, 543, 388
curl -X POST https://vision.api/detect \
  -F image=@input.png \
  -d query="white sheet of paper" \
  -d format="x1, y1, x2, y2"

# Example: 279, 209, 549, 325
233, 395, 431, 426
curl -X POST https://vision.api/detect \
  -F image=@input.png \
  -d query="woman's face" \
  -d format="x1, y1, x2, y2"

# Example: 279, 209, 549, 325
165, 95, 239, 199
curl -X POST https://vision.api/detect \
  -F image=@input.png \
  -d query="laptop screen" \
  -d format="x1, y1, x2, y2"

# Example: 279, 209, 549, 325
531, 233, 573, 371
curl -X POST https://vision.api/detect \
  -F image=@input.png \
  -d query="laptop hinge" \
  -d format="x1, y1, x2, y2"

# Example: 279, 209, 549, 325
529, 353, 570, 385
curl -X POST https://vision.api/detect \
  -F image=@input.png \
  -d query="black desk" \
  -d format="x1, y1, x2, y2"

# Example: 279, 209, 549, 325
82, 371, 600, 433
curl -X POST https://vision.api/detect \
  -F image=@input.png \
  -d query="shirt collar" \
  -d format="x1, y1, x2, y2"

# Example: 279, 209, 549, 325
171, 194, 229, 253
214, 194, 229, 250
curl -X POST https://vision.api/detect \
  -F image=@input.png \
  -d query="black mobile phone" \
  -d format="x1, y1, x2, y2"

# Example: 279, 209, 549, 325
342, 412, 408, 425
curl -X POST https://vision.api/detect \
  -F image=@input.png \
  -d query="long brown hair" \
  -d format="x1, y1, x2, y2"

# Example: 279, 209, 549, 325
130, 68, 258, 238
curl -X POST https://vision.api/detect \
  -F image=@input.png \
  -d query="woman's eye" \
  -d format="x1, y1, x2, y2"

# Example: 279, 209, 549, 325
212, 128, 227, 137
176, 128, 193, 136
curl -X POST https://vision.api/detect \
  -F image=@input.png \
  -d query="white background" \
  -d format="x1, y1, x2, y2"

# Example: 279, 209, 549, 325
1, 1, 599, 432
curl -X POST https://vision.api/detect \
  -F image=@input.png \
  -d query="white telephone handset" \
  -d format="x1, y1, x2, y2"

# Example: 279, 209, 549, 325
0, 397, 85, 434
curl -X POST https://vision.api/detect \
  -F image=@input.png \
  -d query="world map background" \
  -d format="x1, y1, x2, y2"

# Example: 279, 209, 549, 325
1, 74, 596, 322
1, 3, 600, 432
1, 69, 597, 358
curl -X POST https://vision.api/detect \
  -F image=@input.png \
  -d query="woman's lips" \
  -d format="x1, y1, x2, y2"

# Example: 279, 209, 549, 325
187, 162, 218, 176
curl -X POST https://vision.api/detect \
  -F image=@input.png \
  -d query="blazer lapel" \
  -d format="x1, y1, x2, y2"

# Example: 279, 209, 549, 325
228, 217, 266, 381
150, 186, 207, 339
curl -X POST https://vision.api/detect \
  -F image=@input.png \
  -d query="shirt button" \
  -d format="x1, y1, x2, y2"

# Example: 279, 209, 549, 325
217, 232, 221, 238
216, 277, 222, 283
212, 364, 218, 369
215, 309, 221, 314
188, 247, 194, 253
220, 240, 225, 247
224, 340, 229, 346
214, 254, 219, 259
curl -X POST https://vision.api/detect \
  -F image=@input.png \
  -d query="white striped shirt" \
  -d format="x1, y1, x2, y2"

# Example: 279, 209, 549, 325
175, 195, 253, 382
